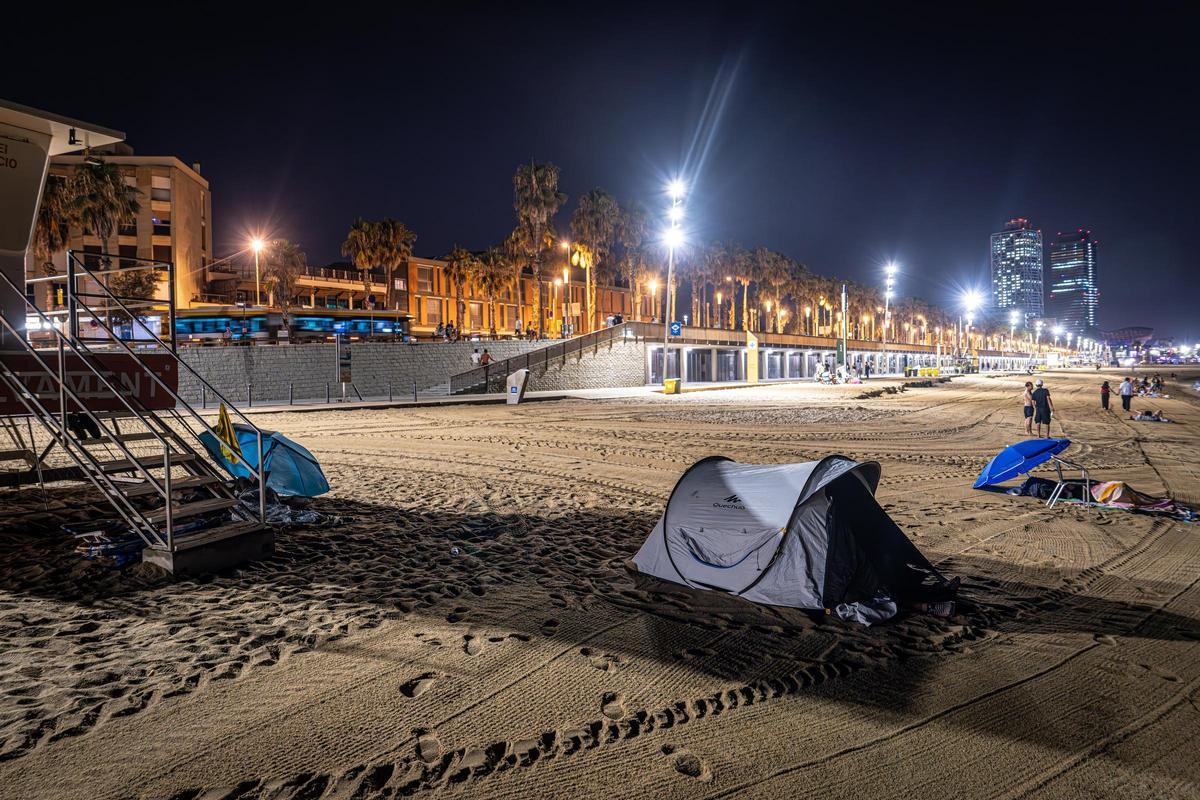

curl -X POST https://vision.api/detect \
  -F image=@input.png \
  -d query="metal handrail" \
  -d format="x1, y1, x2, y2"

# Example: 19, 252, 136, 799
62, 252, 267, 524
4, 283, 231, 520
0, 296, 174, 500
0, 315, 166, 546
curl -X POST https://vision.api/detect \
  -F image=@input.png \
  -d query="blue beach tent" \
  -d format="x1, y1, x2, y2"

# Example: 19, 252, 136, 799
200, 424, 330, 497
973, 439, 1071, 489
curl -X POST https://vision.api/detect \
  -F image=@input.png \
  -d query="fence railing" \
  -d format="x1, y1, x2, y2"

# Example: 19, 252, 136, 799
448, 321, 651, 394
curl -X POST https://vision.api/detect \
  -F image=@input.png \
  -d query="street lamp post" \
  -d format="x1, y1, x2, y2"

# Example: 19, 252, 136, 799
661, 180, 686, 386
960, 290, 982, 365
553, 278, 562, 338
562, 264, 570, 337
251, 238, 265, 307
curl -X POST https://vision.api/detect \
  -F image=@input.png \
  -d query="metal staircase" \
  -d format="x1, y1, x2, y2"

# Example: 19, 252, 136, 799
0, 251, 271, 573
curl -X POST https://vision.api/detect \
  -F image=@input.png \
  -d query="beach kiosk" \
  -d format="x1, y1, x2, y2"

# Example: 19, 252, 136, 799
0, 99, 271, 573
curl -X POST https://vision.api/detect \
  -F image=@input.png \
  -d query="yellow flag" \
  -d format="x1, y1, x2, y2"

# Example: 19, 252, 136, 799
215, 403, 243, 465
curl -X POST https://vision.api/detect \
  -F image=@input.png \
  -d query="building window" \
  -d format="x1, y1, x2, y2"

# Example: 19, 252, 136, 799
152, 212, 171, 237
469, 302, 483, 329
426, 300, 442, 325
417, 266, 434, 293
153, 245, 172, 264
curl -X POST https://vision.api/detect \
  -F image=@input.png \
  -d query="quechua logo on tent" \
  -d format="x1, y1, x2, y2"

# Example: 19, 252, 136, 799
713, 493, 746, 510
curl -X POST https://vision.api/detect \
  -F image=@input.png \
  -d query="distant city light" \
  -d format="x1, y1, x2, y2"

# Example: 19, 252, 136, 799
668, 206, 683, 223
250, 238, 265, 253
662, 227, 684, 249
961, 289, 983, 313
667, 179, 686, 199
1008, 309, 1019, 325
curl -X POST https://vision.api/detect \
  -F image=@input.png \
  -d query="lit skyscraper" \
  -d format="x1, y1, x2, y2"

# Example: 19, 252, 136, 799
990, 218, 1044, 321
1048, 229, 1099, 334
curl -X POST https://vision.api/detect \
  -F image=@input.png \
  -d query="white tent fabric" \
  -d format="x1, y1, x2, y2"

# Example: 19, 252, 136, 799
633, 455, 885, 609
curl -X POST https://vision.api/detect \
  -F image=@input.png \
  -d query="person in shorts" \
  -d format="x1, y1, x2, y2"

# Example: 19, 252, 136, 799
1022, 381, 1035, 435
1031, 379, 1054, 438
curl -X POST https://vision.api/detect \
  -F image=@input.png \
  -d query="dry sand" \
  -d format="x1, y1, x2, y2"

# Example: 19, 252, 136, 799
1, 369, 1198, 799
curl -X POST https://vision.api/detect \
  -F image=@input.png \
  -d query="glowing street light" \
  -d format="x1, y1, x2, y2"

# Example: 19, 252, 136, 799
662, 226, 684, 250
250, 237, 265, 306
661, 178, 686, 385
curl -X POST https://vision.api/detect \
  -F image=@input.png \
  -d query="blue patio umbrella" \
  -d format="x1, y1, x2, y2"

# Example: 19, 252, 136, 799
973, 439, 1071, 489
200, 424, 330, 497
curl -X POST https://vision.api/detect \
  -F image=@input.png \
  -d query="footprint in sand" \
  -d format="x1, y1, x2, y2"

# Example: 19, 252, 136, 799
601, 691, 626, 720
415, 729, 441, 763
400, 672, 438, 698
464, 634, 485, 656
670, 750, 713, 781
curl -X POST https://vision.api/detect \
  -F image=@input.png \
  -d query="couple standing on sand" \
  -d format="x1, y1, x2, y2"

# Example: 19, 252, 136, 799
1022, 379, 1055, 438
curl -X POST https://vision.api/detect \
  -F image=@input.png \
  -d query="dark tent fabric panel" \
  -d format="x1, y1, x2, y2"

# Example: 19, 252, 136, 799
820, 472, 943, 608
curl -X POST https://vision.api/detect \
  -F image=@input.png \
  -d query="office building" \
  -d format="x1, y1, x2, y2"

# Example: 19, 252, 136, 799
1048, 229, 1099, 334
989, 218, 1044, 321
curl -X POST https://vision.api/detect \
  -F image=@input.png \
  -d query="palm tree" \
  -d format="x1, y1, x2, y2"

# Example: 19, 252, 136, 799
475, 247, 512, 338
69, 159, 141, 250
722, 242, 750, 331
616, 202, 649, 321
262, 239, 307, 332
32, 174, 73, 309
373, 219, 416, 311
570, 188, 620, 333
443, 246, 478, 332
341, 218, 379, 309
513, 162, 567, 336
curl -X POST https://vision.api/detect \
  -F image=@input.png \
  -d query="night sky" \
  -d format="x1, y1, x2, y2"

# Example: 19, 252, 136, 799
7, 3, 1198, 338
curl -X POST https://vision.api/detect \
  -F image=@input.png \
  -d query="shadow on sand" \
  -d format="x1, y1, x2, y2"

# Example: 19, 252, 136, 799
1, 489, 1197, 783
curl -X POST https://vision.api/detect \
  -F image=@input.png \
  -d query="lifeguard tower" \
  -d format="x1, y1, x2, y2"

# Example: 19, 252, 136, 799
0, 99, 271, 573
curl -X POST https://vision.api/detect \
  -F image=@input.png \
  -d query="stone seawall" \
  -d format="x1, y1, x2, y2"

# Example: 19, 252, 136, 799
172, 337, 648, 407
349, 340, 547, 395
178, 345, 337, 406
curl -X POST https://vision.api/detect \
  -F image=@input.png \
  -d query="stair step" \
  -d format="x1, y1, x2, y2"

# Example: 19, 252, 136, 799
121, 474, 222, 497
159, 520, 266, 552
79, 432, 164, 446
97, 453, 197, 473
0, 449, 35, 463
147, 497, 238, 523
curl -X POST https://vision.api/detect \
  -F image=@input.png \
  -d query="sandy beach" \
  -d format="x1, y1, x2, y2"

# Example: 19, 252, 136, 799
1, 368, 1198, 799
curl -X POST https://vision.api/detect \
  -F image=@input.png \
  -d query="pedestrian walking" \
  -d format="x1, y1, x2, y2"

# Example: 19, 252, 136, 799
1100, 380, 1110, 410
480, 349, 492, 366
471, 348, 481, 366
1022, 381, 1035, 435
1031, 379, 1054, 438
1118, 376, 1133, 411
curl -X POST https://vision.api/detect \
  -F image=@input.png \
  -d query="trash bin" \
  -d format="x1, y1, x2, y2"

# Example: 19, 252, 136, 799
663, 378, 681, 394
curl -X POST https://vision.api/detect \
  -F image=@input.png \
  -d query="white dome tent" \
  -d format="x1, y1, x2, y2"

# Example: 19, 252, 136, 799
632, 456, 950, 623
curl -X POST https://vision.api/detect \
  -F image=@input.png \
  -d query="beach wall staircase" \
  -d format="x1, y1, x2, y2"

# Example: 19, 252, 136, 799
0, 252, 271, 574
447, 321, 650, 395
